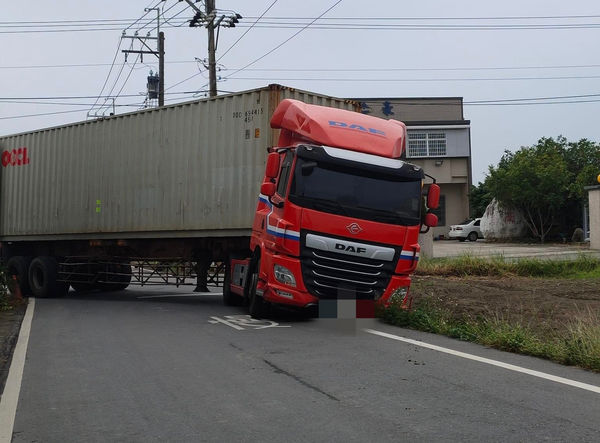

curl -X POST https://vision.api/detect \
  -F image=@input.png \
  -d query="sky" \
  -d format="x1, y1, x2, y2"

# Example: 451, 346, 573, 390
2, 0, 600, 184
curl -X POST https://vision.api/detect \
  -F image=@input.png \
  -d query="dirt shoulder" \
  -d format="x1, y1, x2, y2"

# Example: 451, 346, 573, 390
411, 275, 600, 334
0, 304, 26, 396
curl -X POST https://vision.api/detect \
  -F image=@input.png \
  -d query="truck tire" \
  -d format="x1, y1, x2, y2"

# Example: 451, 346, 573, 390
247, 256, 269, 319
468, 232, 478, 242
71, 282, 95, 292
222, 259, 242, 306
97, 263, 132, 291
29, 256, 69, 298
6, 256, 32, 296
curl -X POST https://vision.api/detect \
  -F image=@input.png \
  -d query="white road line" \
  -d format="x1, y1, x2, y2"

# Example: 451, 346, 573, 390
364, 328, 600, 395
208, 316, 245, 330
0, 298, 35, 443
137, 292, 223, 299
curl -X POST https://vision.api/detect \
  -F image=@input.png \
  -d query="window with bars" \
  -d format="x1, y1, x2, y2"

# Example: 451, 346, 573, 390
407, 132, 447, 157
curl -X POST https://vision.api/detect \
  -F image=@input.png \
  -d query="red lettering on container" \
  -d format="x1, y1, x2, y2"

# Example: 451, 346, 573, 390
1, 147, 30, 167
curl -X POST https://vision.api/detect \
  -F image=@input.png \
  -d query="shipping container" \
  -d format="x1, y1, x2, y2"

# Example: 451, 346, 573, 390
0, 84, 357, 242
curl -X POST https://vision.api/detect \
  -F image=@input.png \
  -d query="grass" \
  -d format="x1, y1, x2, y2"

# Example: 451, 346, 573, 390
380, 299, 600, 372
415, 253, 600, 279
0, 267, 20, 311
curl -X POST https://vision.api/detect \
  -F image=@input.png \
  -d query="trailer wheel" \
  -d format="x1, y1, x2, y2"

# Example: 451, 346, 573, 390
71, 282, 95, 292
6, 256, 32, 296
29, 256, 69, 298
97, 264, 132, 291
247, 256, 269, 319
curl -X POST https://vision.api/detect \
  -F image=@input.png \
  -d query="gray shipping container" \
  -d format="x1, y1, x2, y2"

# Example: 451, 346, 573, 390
0, 85, 358, 242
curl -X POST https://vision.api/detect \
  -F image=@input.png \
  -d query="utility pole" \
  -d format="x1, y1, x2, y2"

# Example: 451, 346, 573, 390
185, 0, 241, 98
205, 0, 217, 97
158, 31, 165, 106
122, 7, 165, 106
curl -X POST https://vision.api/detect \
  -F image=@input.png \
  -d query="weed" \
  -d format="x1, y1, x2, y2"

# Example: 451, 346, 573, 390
416, 254, 600, 279
381, 298, 600, 372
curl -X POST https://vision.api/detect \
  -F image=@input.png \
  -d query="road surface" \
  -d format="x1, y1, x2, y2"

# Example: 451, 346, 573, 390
4, 286, 600, 442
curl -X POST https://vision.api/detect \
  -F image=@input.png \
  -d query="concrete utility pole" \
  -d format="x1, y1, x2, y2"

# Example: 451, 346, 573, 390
158, 31, 165, 106
122, 6, 165, 106
205, 0, 217, 97
185, 0, 241, 98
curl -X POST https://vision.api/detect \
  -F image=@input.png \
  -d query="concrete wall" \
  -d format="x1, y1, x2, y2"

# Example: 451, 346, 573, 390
406, 128, 471, 158
589, 187, 600, 249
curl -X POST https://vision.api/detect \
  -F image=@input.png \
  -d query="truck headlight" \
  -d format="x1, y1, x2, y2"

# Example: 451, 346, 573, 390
274, 264, 296, 287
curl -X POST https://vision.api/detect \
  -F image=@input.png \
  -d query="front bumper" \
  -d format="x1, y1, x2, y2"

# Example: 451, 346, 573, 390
262, 250, 412, 310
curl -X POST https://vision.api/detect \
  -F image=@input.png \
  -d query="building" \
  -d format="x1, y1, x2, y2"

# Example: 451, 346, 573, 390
352, 97, 472, 238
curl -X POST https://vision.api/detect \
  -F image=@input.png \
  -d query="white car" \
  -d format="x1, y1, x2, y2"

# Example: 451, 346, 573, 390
448, 218, 484, 242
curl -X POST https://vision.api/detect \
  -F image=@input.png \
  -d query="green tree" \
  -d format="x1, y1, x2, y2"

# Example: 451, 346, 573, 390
486, 141, 571, 243
469, 181, 492, 218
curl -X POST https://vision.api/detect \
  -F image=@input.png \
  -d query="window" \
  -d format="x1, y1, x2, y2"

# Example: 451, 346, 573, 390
407, 132, 447, 157
276, 151, 293, 197
431, 195, 446, 226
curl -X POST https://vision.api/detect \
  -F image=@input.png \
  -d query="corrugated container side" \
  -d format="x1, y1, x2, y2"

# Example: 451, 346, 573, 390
0, 85, 357, 240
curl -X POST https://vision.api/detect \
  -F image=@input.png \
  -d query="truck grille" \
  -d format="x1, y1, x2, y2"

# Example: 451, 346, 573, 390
300, 233, 398, 300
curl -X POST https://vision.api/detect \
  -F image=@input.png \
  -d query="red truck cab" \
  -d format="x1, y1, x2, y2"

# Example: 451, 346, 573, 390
225, 99, 439, 318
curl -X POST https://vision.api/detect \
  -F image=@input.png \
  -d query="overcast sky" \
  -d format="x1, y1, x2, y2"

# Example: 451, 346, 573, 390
2, 0, 599, 184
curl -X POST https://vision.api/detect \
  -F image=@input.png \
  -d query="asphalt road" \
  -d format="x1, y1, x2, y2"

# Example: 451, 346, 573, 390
9, 286, 600, 442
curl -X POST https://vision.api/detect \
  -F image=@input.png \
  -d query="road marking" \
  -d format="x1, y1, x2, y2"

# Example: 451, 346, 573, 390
364, 328, 600, 395
0, 298, 35, 443
137, 292, 223, 299
209, 315, 291, 331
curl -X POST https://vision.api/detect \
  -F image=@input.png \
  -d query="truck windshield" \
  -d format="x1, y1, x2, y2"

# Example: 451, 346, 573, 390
289, 157, 422, 226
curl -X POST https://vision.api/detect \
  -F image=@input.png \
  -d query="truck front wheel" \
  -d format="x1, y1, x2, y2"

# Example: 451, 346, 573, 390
247, 256, 269, 319
223, 259, 242, 306
29, 256, 69, 298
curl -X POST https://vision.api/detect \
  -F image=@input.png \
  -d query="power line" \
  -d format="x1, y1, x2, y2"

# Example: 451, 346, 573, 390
224, 0, 343, 81
88, 36, 123, 115
228, 74, 600, 82
3, 62, 600, 72
4, 13, 600, 26
0, 109, 91, 121
124, 0, 163, 32
217, 0, 280, 62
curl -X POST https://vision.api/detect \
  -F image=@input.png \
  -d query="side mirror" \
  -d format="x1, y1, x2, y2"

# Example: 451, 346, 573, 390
265, 152, 280, 179
260, 181, 276, 197
427, 184, 440, 210
424, 213, 438, 227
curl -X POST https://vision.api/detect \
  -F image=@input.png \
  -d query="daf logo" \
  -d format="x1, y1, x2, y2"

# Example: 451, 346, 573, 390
346, 222, 363, 235
335, 243, 367, 254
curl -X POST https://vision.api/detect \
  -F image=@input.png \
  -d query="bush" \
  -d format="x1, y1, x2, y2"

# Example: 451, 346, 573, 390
380, 299, 600, 372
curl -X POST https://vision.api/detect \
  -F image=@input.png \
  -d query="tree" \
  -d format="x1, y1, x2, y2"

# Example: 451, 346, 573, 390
486, 141, 571, 243
469, 181, 492, 218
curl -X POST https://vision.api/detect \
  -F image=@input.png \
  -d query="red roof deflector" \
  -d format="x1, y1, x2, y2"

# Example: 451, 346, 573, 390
271, 99, 406, 159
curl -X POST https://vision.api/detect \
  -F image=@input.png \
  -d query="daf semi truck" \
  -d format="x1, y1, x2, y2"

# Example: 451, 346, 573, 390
0, 84, 438, 317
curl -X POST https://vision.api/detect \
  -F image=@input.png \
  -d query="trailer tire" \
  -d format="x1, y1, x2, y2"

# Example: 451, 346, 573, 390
97, 264, 132, 292
6, 256, 32, 296
71, 282, 95, 292
468, 232, 478, 242
247, 255, 269, 319
29, 256, 69, 298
